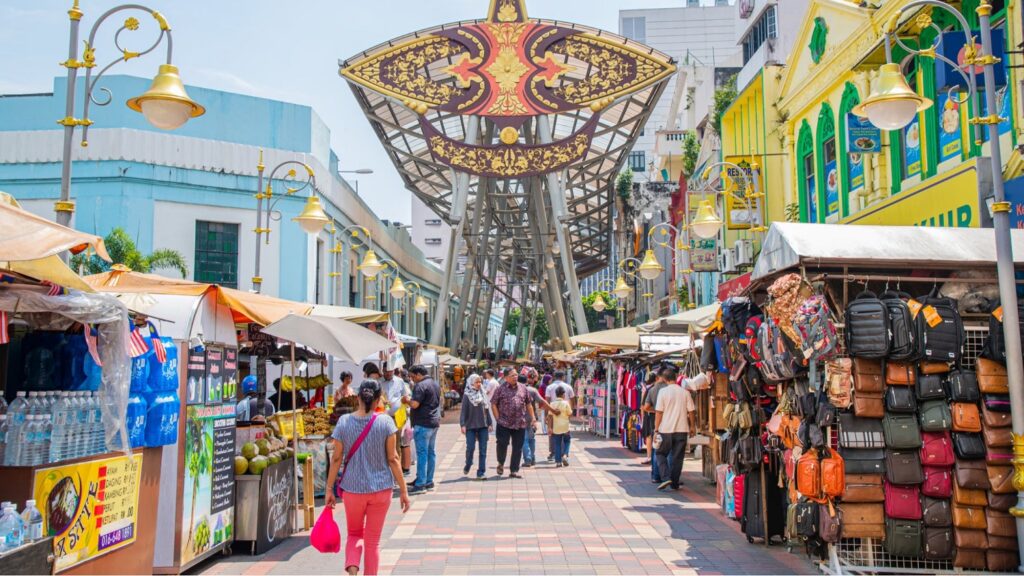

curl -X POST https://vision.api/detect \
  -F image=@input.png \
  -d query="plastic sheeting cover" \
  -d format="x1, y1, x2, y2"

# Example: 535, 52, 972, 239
0, 287, 132, 455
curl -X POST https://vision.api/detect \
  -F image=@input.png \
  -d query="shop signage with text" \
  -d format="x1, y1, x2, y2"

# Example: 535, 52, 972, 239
843, 161, 979, 228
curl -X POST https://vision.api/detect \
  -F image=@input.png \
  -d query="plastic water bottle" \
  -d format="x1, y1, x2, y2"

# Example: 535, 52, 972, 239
71, 392, 87, 458
37, 415, 51, 466
126, 394, 147, 448
20, 501, 42, 544
0, 504, 23, 551
0, 415, 7, 465
0, 395, 8, 415
145, 391, 180, 447
21, 416, 39, 466
5, 393, 27, 466
88, 392, 105, 455
49, 393, 68, 462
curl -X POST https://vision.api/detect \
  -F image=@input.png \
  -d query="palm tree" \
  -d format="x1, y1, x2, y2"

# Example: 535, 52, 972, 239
71, 227, 188, 277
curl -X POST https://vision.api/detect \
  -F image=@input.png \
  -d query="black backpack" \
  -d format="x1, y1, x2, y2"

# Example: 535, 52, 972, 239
795, 499, 819, 539
881, 291, 922, 361
981, 300, 1024, 362
722, 297, 761, 338
845, 290, 891, 358
916, 289, 963, 363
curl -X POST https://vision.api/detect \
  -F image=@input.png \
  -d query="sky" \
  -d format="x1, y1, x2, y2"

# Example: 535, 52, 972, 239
0, 0, 687, 223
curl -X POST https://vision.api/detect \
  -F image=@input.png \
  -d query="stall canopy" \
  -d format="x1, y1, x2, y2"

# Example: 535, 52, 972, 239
260, 314, 395, 363
0, 193, 110, 292
439, 354, 474, 366
753, 222, 1024, 281
308, 304, 389, 324
639, 302, 720, 335
571, 326, 639, 350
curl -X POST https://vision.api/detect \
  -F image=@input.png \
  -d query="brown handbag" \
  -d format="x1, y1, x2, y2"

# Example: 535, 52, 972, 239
988, 533, 1019, 551
842, 473, 884, 502
986, 508, 1017, 538
853, 358, 884, 393
983, 403, 1012, 428
885, 361, 916, 385
920, 361, 951, 375
952, 503, 987, 530
853, 391, 884, 419
984, 425, 1013, 448
987, 550, 1021, 572
952, 482, 987, 507
955, 548, 987, 569
990, 491, 1017, 512
955, 459, 991, 490
954, 527, 989, 549
838, 503, 885, 539
951, 402, 982, 433
988, 465, 1015, 494
977, 357, 1009, 393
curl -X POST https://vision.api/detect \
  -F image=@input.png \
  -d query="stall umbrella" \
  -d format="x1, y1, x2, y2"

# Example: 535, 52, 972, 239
258, 313, 396, 527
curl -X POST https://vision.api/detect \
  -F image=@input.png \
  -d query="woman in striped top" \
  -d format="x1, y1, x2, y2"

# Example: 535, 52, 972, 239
326, 380, 410, 575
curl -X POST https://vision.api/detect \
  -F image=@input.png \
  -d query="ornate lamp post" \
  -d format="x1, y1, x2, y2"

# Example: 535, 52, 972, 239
252, 152, 327, 293
327, 224, 373, 306
57, 1, 204, 230
618, 257, 652, 324
690, 161, 766, 241
853, 0, 1024, 541
589, 278, 621, 327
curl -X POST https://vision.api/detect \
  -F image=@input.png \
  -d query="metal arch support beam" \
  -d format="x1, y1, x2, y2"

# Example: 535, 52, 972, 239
429, 115, 480, 346
453, 186, 488, 346
496, 252, 517, 358
527, 176, 572, 350
537, 114, 588, 336
475, 223, 505, 361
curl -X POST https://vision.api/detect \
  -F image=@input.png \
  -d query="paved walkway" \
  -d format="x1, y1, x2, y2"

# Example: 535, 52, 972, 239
196, 418, 817, 575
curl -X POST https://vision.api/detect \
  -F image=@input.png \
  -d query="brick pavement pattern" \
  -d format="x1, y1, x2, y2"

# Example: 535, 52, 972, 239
197, 418, 817, 575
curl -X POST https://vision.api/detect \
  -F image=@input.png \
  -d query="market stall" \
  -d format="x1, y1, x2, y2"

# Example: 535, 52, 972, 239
709, 223, 1024, 574
0, 198, 166, 575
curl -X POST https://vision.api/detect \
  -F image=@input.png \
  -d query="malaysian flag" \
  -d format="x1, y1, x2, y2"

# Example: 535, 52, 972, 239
41, 280, 66, 296
83, 324, 102, 366
148, 323, 167, 363
129, 327, 150, 358
0, 311, 8, 345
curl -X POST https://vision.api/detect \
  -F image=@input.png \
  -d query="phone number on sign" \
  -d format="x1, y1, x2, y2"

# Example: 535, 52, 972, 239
98, 524, 134, 551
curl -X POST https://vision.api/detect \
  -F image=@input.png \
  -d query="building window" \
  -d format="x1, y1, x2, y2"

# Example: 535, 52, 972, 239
815, 102, 838, 220
621, 17, 646, 43
628, 151, 646, 172
803, 153, 817, 223
425, 238, 443, 245
796, 120, 816, 223
687, 0, 700, 6
741, 6, 777, 64
194, 221, 238, 288
424, 219, 442, 226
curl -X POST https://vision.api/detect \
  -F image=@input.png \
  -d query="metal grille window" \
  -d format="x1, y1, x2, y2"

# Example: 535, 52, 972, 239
621, 17, 646, 43
741, 6, 777, 64
195, 221, 239, 288
629, 151, 646, 172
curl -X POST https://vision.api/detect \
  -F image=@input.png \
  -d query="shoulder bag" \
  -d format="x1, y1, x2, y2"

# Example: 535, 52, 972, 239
952, 504, 987, 530
333, 413, 380, 501
918, 400, 952, 432
884, 481, 922, 520
885, 449, 924, 484
950, 402, 981, 433
915, 374, 947, 401
839, 413, 884, 448
954, 459, 990, 490
921, 466, 952, 498
983, 403, 1012, 428
985, 508, 1017, 538
883, 413, 922, 449
952, 432, 986, 460
952, 482, 987, 507
976, 357, 1009, 393
920, 431, 955, 467
885, 518, 923, 558
884, 385, 917, 413
886, 361, 917, 385
852, 358, 884, 393
838, 503, 885, 539
922, 496, 952, 527
923, 527, 953, 560
989, 491, 1017, 512
947, 370, 980, 402
988, 550, 1020, 572
842, 473, 884, 502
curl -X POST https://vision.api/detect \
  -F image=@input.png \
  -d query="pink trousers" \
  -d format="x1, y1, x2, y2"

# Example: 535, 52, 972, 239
343, 489, 392, 575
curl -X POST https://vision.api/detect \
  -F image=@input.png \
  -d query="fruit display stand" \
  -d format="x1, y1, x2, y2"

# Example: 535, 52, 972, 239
233, 425, 297, 554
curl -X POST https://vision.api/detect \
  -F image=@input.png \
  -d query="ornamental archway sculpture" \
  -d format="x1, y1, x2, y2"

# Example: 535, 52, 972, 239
340, 0, 675, 351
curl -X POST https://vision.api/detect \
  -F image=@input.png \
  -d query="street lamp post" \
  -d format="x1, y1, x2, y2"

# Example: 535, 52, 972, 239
618, 257, 648, 324
647, 222, 695, 311
252, 151, 328, 293
589, 278, 621, 328
58, 1, 204, 230
339, 169, 373, 195
327, 224, 372, 307
853, 0, 1024, 545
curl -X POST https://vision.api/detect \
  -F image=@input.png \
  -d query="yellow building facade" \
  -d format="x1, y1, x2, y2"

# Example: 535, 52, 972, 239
723, 0, 1020, 232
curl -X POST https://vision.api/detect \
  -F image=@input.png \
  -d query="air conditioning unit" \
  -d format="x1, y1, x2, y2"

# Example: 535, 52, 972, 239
718, 248, 737, 274
734, 239, 753, 266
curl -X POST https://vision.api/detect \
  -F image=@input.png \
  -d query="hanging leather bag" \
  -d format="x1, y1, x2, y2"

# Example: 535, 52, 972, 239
886, 361, 917, 385
985, 508, 1017, 538
915, 374, 947, 401
853, 391, 884, 419
838, 503, 885, 539
954, 548, 987, 570
987, 550, 1020, 572
852, 358, 884, 392
920, 361, 951, 375
922, 496, 952, 527
818, 504, 842, 543
952, 482, 988, 507
950, 402, 982, 433
885, 449, 924, 484
883, 413, 922, 449
885, 518, 923, 558
884, 385, 917, 413
920, 431, 955, 467
952, 432, 986, 460
947, 369, 980, 403
841, 473, 884, 502
983, 426, 1012, 449
923, 527, 954, 560
884, 481, 923, 520
983, 403, 1012, 428
921, 466, 953, 498
988, 532, 1018, 550
988, 465, 1015, 494
918, 400, 952, 432
954, 458, 990, 490
952, 504, 987, 530
954, 528, 989, 549
976, 357, 1009, 393
989, 491, 1017, 512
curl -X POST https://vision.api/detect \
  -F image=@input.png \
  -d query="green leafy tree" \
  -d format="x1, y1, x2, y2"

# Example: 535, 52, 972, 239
681, 131, 700, 177
712, 74, 738, 135
506, 307, 551, 350
71, 227, 188, 277
581, 290, 619, 331
677, 284, 690, 309
615, 169, 634, 201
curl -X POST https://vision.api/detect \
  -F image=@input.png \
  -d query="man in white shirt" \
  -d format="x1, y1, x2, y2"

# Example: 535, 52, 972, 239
545, 371, 574, 461
654, 366, 706, 491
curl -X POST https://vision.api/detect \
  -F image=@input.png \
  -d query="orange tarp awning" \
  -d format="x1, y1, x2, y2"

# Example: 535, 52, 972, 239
84, 268, 209, 296
218, 287, 312, 326
0, 196, 109, 262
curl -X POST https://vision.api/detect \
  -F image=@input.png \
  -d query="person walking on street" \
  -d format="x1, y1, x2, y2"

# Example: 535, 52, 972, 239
544, 370, 574, 462
461, 374, 492, 480
491, 367, 534, 478
638, 372, 658, 467
325, 380, 410, 576
383, 365, 413, 475
549, 387, 572, 468
522, 369, 558, 467
407, 365, 441, 495
643, 369, 669, 483
654, 366, 707, 491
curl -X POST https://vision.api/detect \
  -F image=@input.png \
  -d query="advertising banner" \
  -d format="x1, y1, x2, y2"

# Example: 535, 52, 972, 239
847, 114, 882, 153
824, 157, 839, 218
33, 453, 144, 572
690, 238, 718, 272
937, 91, 963, 163
842, 160, 979, 227
180, 404, 236, 566
903, 115, 922, 178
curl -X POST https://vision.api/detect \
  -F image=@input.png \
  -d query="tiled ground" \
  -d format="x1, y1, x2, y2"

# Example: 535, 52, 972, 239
196, 416, 818, 575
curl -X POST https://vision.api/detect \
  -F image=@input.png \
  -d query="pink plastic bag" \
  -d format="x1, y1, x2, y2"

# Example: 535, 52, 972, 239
310, 508, 341, 553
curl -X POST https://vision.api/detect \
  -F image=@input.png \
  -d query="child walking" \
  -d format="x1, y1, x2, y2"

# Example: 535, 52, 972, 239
550, 388, 572, 467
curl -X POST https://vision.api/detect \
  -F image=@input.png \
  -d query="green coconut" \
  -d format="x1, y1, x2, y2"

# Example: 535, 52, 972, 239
240, 442, 258, 460
234, 456, 249, 476
256, 438, 271, 456
248, 455, 269, 475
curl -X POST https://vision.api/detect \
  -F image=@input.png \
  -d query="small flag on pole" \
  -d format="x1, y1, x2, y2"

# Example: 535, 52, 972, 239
151, 334, 167, 363
41, 281, 66, 296
129, 327, 150, 358
0, 311, 9, 345
84, 324, 102, 366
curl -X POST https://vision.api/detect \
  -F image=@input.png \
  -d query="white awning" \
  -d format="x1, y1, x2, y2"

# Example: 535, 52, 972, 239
639, 302, 720, 334
752, 222, 1024, 281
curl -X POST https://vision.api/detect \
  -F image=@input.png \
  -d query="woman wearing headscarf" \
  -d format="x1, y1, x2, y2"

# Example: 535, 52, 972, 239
460, 374, 493, 480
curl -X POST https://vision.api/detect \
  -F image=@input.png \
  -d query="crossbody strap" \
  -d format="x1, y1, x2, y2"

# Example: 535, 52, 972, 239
338, 414, 378, 485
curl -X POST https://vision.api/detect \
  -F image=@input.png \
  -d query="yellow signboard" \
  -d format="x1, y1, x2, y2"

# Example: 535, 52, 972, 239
33, 453, 144, 572
842, 160, 980, 228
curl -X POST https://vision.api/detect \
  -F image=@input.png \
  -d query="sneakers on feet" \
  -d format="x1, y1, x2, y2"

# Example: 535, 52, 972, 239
425, 482, 435, 491
463, 465, 471, 475
408, 484, 428, 495
510, 472, 523, 479
547, 455, 555, 462
496, 464, 504, 476
555, 462, 563, 468
657, 480, 672, 491
562, 456, 569, 467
